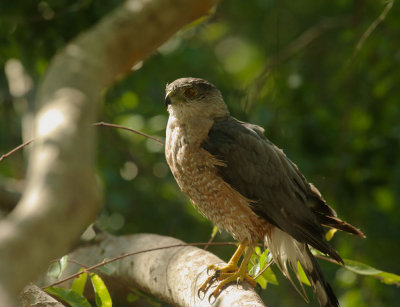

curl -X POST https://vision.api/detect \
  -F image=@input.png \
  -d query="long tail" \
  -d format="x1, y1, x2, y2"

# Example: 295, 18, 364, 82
266, 227, 339, 307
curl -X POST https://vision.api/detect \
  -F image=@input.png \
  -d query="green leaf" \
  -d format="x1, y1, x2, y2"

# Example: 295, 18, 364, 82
126, 292, 140, 303
344, 259, 382, 275
45, 287, 91, 307
90, 273, 112, 307
343, 259, 400, 286
376, 272, 400, 286
254, 246, 262, 256
47, 255, 68, 278
71, 269, 87, 295
297, 262, 311, 286
325, 228, 338, 241
258, 249, 267, 269
255, 274, 268, 289
261, 267, 279, 285
210, 226, 219, 238
248, 250, 262, 276
98, 260, 118, 275
248, 257, 260, 276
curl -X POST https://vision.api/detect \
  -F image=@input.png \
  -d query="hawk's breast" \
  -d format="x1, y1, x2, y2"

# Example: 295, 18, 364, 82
165, 118, 270, 243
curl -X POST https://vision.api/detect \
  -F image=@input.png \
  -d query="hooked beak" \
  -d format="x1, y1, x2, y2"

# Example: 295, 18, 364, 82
165, 94, 172, 106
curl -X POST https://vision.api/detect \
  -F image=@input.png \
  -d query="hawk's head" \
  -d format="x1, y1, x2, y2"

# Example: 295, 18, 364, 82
165, 77, 229, 119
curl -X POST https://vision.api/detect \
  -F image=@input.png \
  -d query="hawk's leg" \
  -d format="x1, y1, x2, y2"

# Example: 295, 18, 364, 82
198, 241, 257, 300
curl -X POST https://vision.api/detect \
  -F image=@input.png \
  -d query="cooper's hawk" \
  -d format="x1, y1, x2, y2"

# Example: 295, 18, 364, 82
164, 77, 364, 307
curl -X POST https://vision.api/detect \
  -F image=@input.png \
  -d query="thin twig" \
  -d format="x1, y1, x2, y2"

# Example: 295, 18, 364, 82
93, 121, 165, 145
0, 121, 163, 164
0, 138, 35, 162
67, 259, 89, 268
43, 241, 237, 288
254, 260, 274, 280
43, 240, 350, 290
347, 0, 393, 66
204, 228, 219, 251
314, 253, 341, 265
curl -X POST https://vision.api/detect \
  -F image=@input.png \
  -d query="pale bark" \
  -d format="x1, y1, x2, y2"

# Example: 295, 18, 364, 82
0, 1, 217, 305
37, 233, 266, 307
21, 284, 64, 307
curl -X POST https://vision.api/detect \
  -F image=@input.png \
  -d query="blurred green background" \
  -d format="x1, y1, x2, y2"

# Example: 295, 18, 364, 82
1, 0, 399, 306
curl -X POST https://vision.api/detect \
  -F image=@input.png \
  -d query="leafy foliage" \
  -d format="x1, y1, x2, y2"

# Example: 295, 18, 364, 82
46, 266, 112, 307
45, 287, 91, 307
1, 0, 400, 306
90, 273, 112, 307
343, 259, 400, 286
47, 256, 68, 279
71, 269, 88, 295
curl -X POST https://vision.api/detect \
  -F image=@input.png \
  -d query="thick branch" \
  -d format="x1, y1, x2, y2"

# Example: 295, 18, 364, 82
40, 234, 266, 307
21, 284, 63, 307
0, 0, 217, 305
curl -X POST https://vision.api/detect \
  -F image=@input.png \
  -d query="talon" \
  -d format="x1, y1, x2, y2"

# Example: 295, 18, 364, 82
207, 264, 215, 275
208, 292, 217, 304
199, 274, 215, 296
198, 242, 256, 300
198, 288, 205, 299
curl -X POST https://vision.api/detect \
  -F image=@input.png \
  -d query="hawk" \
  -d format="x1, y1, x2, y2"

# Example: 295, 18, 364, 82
164, 77, 364, 307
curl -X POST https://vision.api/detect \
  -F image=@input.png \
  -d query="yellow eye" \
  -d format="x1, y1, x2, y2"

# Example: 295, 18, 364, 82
184, 88, 196, 97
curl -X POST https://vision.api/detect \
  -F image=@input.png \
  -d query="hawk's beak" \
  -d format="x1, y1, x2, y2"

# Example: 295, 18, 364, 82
165, 94, 172, 106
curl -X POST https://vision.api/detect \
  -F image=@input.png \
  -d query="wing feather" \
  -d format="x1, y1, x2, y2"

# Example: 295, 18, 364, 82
202, 116, 343, 261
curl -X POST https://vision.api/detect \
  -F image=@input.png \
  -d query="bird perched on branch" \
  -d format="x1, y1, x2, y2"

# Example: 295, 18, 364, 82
164, 77, 364, 307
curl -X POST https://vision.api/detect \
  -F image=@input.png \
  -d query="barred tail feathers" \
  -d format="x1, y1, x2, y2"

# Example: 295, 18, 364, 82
266, 227, 339, 307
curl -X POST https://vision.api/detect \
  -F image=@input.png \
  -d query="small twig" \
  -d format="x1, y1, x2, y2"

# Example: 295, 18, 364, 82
43, 241, 237, 289
314, 253, 341, 265
93, 121, 165, 145
67, 259, 89, 269
204, 227, 219, 251
254, 260, 274, 280
1, 121, 163, 164
347, 0, 393, 66
0, 138, 35, 163
43, 240, 360, 290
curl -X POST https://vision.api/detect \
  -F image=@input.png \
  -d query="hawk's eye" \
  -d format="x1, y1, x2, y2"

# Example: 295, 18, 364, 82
184, 88, 196, 98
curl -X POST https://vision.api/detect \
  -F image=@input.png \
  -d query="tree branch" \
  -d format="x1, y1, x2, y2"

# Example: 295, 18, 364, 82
21, 284, 64, 307
0, 0, 218, 305
38, 233, 267, 307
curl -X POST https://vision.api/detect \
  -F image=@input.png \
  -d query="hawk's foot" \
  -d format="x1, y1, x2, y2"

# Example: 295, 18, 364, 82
198, 262, 239, 296
208, 266, 257, 302
198, 242, 256, 302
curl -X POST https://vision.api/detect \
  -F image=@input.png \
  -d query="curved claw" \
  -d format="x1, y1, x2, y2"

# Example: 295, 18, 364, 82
208, 292, 217, 304
199, 242, 254, 300
198, 273, 219, 299
197, 287, 205, 300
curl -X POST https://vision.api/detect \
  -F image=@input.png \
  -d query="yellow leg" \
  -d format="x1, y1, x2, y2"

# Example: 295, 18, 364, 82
198, 241, 257, 301
210, 240, 247, 272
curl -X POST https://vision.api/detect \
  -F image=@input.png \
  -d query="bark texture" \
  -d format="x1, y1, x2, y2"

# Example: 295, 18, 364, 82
39, 233, 267, 307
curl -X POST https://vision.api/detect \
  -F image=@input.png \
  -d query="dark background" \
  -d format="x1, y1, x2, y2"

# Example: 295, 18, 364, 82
1, 1, 399, 306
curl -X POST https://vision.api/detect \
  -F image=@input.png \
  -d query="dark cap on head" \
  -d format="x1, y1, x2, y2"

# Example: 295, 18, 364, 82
166, 77, 216, 93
